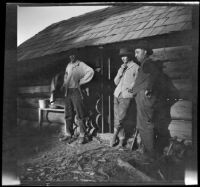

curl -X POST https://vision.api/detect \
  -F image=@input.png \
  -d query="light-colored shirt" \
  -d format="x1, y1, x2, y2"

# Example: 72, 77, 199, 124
114, 61, 139, 98
64, 60, 94, 88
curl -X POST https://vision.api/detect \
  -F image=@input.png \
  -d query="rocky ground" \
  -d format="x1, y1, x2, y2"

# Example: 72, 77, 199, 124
3, 123, 190, 185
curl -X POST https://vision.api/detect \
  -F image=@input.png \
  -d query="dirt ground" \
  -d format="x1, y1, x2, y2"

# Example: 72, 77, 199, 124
3, 123, 189, 185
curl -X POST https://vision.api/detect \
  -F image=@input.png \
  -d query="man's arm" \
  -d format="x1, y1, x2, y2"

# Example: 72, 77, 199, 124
114, 72, 122, 86
129, 64, 139, 89
128, 62, 158, 95
145, 63, 159, 88
114, 64, 127, 85
62, 65, 73, 87
79, 62, 94, 85
143, 62, 160, 97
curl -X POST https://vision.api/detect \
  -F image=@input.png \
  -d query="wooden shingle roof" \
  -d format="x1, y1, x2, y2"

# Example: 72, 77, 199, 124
18, 5, 192, 61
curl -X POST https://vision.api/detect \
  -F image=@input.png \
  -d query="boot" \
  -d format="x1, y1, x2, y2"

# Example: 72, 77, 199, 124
76, 119, 86, 138
59, 120, 73, 141
59, 135, 72, 142
78, 136, 86, 144
110, 128, 120, 147
117, 128, 125, 148
117, 138, 125, 148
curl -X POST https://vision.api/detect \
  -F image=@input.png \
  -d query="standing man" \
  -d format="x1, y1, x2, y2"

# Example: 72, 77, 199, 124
59, 49, 94, 144
130, 41, 179, 160
110, 48, 139, 148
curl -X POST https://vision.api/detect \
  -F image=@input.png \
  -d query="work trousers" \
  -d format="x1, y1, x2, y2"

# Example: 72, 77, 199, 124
64, 88, 86, 137
114, 96, 132, 139
135, 90, 171, 156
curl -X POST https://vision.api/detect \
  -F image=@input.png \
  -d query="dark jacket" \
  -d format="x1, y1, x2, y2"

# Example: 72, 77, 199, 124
131, 57, 179, 101
131, 57, 160, 95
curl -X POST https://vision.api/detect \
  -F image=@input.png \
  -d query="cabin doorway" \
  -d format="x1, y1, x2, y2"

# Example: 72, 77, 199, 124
77, 47, 137, 136
99, 48, 137, 137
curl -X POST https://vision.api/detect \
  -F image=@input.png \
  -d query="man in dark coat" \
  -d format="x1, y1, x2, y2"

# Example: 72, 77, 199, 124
129, 41, 179, 160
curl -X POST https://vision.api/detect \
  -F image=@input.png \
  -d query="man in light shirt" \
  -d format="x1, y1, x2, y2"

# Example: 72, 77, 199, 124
60, 49, 94, 144
110, 47, 139, 148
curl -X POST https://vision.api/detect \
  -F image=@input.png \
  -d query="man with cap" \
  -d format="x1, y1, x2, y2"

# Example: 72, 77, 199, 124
129, 41, 179, 160
110, 47, 139, 148
60, 48, 94, 144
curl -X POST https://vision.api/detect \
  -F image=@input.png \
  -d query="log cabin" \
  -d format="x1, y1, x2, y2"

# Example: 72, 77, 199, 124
16, 5, 198, 146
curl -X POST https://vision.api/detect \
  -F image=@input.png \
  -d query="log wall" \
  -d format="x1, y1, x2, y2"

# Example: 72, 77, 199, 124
151, 45, 194, 141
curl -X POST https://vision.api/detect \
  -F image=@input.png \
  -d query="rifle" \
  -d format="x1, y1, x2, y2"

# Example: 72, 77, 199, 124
131, 129, 139, 150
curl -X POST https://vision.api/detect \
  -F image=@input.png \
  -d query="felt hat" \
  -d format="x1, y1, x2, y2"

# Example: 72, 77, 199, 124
119, 47, 133, 56
134, 41, 153, 55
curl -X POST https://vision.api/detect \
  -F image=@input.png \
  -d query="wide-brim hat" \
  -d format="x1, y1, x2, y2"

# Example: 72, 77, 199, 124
119, 47, 133, 56
134, 41, 153, 56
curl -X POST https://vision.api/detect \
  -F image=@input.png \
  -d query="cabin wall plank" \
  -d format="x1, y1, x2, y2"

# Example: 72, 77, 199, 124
18, 85, 50, 94
163, 60, 192, 79
170, 130, 192, 140
17, 97, 40, 108
168, 120, 192, 132
151, 45, 192, 61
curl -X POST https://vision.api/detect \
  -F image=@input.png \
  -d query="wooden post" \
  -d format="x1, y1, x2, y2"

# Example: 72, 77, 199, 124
99, 46, 104, 133
38, 108, 43, 129
108, 57, 112, 133
101, 94, 104, 133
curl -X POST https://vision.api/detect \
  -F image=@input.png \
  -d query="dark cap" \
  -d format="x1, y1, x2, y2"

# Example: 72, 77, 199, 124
134, 41, 153, 56
119, 47, 133, 56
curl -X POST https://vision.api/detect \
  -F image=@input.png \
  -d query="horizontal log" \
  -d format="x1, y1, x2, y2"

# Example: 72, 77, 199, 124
17, 78, 51, 87
17, 97, 41, 108
170, 100, 192, 120
177, 90, 193, 101
163, 59, 192, 79
172, 79, 192, 92
170, 130, 192, 140
18, 85, 50, 94
17, 93, 50, 98
151, 45, 192, 62
171, 78, 193, 100
168, 120, 192, 132
17, 97, 65, 109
